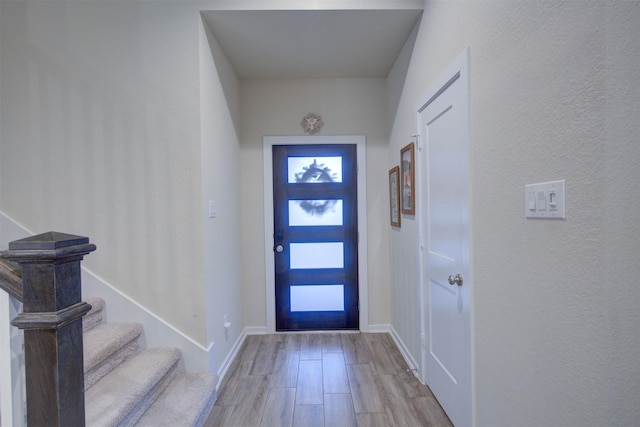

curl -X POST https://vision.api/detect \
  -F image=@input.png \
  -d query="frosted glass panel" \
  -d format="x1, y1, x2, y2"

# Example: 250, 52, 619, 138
288, 157, 342, 183
291, 285, 345, 312
289, 200, 343, 226
290, 242, 344, 269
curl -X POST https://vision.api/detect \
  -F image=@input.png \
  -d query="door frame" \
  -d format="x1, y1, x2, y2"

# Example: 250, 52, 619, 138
263, 135, 368, 333
416, 48, 473, 424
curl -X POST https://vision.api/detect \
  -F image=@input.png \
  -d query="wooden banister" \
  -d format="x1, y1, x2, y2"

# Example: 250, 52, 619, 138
0, 231, 96, 427
0, 258, 23, 301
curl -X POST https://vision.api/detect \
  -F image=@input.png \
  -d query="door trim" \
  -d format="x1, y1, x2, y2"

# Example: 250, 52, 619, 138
263, 135, 368, 333
416, 47, 473, 425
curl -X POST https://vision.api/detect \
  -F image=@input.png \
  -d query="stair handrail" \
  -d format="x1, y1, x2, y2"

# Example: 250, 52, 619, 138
0, 231, 96, 427
0, 257, 23, 301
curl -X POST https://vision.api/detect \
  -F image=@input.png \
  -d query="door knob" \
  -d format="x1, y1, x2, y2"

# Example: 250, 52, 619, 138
448, 274, 463, 286
274, 244, 284, 253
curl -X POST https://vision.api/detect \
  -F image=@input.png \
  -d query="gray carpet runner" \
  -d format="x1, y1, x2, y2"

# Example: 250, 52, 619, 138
83, 297, 217, 427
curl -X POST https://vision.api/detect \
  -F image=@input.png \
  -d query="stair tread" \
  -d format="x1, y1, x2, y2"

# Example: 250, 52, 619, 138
85, 347, 181, 427
84, 322, 143, 372
136, 373, 218, 427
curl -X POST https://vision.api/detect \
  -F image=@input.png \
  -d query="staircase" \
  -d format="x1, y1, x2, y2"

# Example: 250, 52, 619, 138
2, 233, 218, 426
82, 297, 217, 427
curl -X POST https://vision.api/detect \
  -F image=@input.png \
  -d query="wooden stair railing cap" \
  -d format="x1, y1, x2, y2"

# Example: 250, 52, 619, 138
1, 231, 96, 263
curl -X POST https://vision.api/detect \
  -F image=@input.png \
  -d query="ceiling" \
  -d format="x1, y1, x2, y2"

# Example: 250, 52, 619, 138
201, 9, 423, 79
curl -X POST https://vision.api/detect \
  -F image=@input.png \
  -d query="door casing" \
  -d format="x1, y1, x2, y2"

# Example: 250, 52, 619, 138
263, 135, 368, 333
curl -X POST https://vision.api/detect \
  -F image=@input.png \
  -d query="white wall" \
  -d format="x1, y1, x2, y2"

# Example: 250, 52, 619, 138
0, 0, 251, 374
388, 1, 640, 425
199, 15, 244, 372
386, 15, 422, 368
602, 4, 640, 423
0, 1, 210, 345
239, 78, 392, 329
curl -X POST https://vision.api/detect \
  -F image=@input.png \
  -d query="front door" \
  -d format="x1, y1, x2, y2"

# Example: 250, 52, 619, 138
272, 144, 359, 331
419, 49, 472, 427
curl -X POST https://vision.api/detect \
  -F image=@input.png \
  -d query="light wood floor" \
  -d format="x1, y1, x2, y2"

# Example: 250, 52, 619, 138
207, 332, 452, 427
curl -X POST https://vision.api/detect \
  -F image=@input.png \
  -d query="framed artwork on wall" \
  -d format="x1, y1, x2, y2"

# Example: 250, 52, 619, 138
389, 166, 401, 227
401, 142, 415, 215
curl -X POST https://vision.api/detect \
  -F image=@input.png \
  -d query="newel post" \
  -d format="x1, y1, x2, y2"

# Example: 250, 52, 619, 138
1, 232, 96, 427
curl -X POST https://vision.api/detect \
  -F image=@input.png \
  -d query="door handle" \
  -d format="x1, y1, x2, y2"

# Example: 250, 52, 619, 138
274, 244, 284, 253
448, 274, 463, 286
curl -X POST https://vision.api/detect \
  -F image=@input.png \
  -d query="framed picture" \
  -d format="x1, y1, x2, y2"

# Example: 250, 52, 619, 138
400, 142, 415, 215
389, 166, 401, 227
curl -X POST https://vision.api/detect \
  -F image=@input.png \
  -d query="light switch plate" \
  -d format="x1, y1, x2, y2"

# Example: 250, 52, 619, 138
525, 180, 565, 219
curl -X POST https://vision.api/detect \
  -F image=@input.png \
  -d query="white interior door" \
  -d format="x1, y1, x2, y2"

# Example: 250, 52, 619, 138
419, 49, 472, 427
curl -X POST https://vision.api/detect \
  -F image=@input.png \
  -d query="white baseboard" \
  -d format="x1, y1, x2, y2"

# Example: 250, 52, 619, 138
0, 212, 31, 248
367, 322, 421, 377
368, 323, 392, 333
216, 328, 246, 386
389, 324, 421, 376
81, 268, 212, 373
215, 326, 267, 388
244, 326, 268, 335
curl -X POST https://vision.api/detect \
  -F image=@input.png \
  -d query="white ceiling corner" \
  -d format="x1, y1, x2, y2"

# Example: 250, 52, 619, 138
201, 8, 423, 79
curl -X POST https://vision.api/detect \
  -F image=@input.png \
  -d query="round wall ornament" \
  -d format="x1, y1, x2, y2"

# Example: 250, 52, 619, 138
301, 113, 324, 135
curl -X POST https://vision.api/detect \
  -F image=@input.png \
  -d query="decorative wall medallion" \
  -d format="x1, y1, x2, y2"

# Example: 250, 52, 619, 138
301, 113, 324, 135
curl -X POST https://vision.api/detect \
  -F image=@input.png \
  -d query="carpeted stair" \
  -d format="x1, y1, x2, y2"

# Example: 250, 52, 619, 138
82, 297, 217, 427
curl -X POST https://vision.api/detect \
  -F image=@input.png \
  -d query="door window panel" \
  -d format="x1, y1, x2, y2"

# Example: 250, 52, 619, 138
290, 242, 344, 269
290, 285, 345, 312
287, 157, 342, 184
289, 199, 343, 226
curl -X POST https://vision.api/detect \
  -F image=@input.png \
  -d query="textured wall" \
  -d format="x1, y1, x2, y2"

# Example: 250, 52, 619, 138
200, 17, 244, 370
0, 1, 208, 344
602, 3, 640, 423
388, 1, 640, 425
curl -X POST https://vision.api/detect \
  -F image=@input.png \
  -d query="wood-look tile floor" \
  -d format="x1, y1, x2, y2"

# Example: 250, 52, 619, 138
207, 333, 452, 427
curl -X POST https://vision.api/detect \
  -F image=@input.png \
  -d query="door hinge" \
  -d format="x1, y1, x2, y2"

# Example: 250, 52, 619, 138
412, 134, 421, 151
421, 333, 426, 348
419, 234, 424, 250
